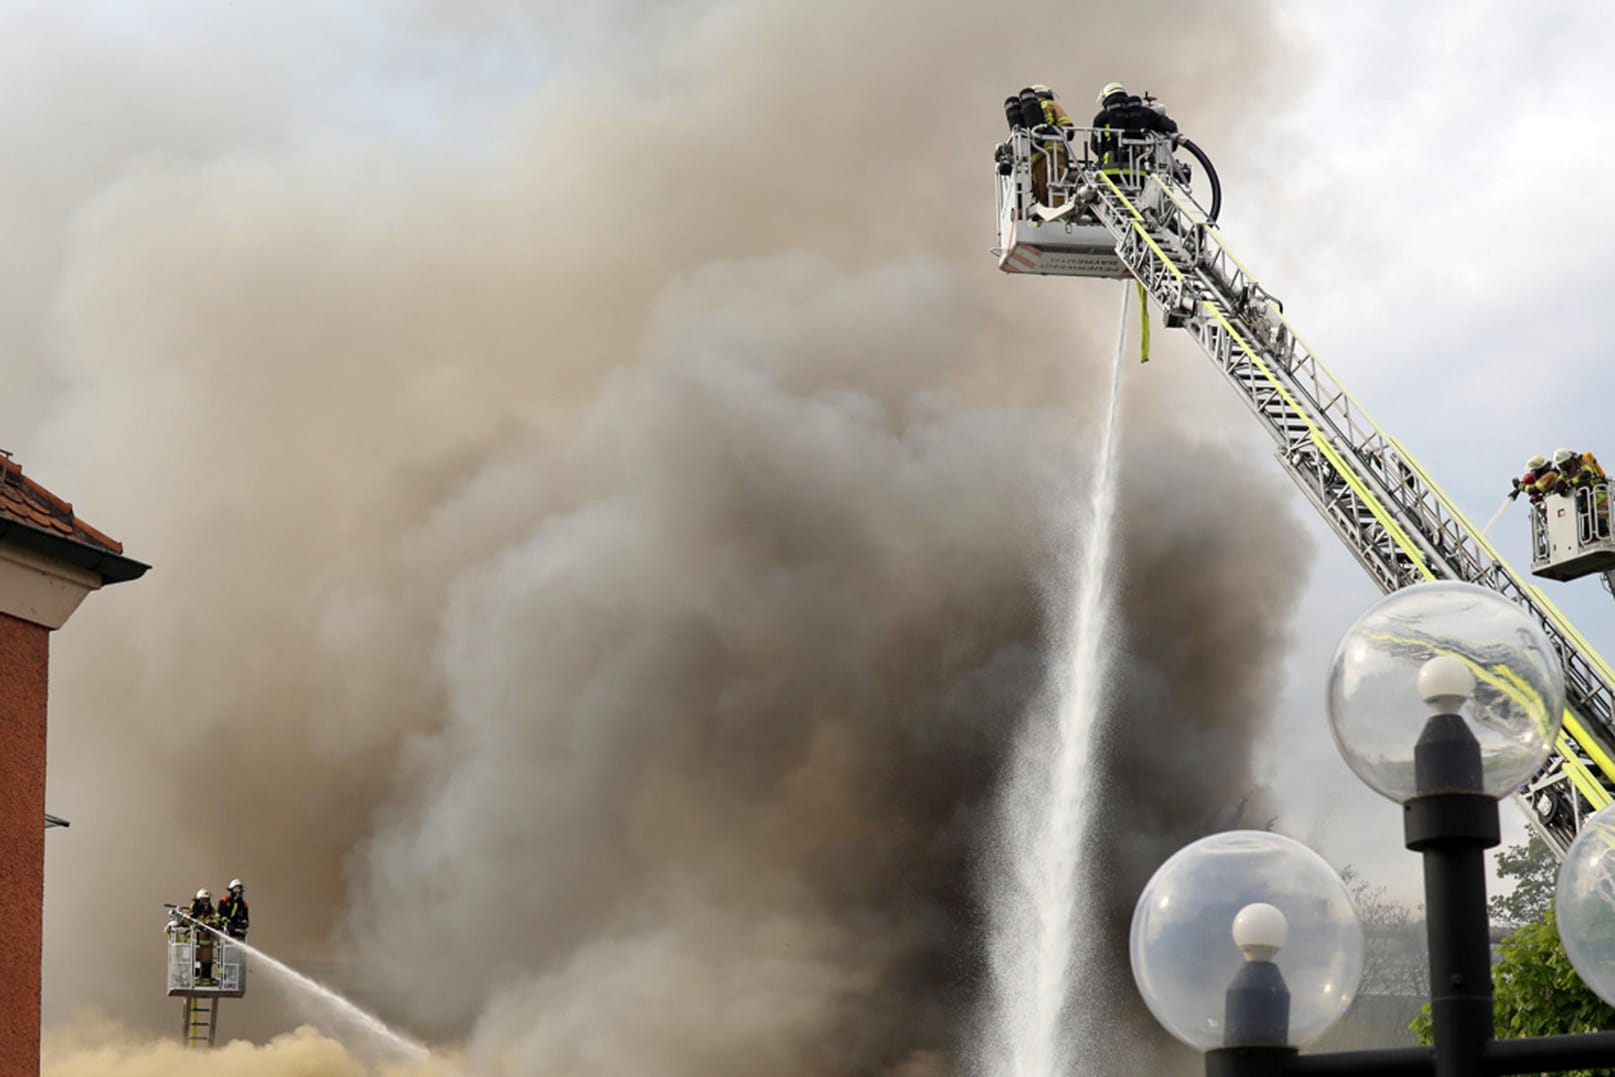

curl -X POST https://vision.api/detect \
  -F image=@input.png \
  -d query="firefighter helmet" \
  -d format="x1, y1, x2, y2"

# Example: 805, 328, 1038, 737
196, 889, 211, 901
1527, 454, 1548, 470
1098, 81, 1126, 105
1554, 448, 1576, 467
229, 879, 243, 891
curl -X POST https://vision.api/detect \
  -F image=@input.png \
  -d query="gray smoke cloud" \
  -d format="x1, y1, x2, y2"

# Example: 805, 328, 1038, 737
16, 1, 1313, 1073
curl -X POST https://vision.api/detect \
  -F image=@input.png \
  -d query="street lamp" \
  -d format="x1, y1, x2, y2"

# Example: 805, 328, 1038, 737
1128, 830, 1363, 1053
1130, 580, 1615, 1076
1556, 802, 1615, 1006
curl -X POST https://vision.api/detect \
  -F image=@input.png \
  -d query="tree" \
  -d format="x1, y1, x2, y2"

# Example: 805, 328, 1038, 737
1341, 866, 1427, 999
1491, 836, 1558, 928
1412, 908, 1615, 1076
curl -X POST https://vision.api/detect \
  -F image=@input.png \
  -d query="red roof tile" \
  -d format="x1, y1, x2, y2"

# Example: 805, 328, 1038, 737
0, 454, 125, 556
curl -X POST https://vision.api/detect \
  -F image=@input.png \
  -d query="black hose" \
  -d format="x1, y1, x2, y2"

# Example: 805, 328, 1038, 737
1179, 136, 1221, 222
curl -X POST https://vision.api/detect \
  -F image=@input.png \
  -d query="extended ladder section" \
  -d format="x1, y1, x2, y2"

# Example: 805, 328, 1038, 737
995, 127, 1615, 855
182, 996, 218, 1049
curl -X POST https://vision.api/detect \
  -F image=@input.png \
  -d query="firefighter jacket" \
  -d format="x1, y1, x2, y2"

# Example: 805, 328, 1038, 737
218, 894, 250, 938
1090, 94, 1178, 166
1533, 468, 1567, 498
1570, 453, 1608, 487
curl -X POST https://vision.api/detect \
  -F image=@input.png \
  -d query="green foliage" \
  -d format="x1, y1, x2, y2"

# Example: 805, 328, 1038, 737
1490, 837, 1558, 928
1411, 908, 1615, 1076
1493, 910, 1615, 1044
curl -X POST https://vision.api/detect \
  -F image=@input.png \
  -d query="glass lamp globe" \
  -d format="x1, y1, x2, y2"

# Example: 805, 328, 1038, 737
1325, 581, 1564, 803
1555, 804, 1615, 1007
1129, 830, 1364, 1050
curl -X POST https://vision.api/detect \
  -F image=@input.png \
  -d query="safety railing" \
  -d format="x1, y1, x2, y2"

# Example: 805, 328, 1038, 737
166, 927, 247, 996
1577, 482, 1612, 547
998, 128, 1175, 219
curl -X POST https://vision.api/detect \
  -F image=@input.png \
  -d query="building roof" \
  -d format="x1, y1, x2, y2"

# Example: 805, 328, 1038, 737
0, 454, 148, 584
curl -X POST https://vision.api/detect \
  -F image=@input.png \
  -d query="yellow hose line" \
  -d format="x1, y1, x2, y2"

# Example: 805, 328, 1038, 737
1136, 281, 1150, 363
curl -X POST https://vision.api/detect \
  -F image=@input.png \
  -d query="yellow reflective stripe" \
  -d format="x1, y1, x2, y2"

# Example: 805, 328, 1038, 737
1387, 434, 1615, 794
1562, 715, 1615, 804
1557, 727, 1614, 809
1313, 435, 1436, 579
1188, 218, 1383, 430
1120, 181, 1447, 583
1154, 177, 1257, 280
1527, 584, 1615, 788
1364, 629, 1607, 805
1374, 591, 1615, 798
1279, 314, 1382, 429
1198, 303, 1433, 578
1096, 173, 1183, 282
1370, 635, 1560, 776
1528, 584, 1615, 692
1151, 175, 1206, 226
1192, 211, 1615, 812
1136, 230, 1188, 282
1096, 170, 1143, 219
1206, 225, 1258, 284
1134, 227, 1181, 281
1387, 437, 1512, 570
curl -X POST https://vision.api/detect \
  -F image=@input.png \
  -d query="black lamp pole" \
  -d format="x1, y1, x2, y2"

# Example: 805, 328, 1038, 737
1404, 710, 1497, 1077
1205, 709, 1615, 1077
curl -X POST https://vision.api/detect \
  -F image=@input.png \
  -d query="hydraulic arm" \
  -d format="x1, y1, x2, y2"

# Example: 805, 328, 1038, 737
996, 126, 1615, 854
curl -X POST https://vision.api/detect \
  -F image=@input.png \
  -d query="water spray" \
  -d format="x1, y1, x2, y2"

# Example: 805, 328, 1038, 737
1480, 495, 1514, 539
163, 903, 430, 1061
982, 282, 1133, 1077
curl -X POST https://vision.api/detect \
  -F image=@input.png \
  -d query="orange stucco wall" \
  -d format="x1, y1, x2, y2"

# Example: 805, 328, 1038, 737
0, 610, 48, 1077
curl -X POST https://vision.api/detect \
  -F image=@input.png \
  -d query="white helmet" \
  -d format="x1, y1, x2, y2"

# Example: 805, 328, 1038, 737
196, 888, 211, 901
229, 879, 243, 891
1554, 448, 1577, 467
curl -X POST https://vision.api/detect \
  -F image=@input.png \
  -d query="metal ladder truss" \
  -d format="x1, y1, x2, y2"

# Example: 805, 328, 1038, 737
183, 995, 218, 1049
1071, 144, 1615, 855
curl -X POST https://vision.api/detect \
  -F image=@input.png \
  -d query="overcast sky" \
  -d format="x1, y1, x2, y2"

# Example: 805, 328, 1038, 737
1227, 0, 1615, 902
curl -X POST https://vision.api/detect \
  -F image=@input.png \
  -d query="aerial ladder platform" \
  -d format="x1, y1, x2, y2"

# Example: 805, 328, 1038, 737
994, 122, 1615, 856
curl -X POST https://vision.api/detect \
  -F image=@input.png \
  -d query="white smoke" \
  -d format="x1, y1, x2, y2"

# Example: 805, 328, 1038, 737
15, 2, 1309, 1073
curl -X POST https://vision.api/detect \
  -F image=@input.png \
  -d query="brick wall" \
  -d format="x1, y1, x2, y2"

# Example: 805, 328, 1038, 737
0, 611, 48, 1077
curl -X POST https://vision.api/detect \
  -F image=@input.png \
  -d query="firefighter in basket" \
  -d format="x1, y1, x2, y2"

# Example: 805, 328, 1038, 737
187, 889, 221, 985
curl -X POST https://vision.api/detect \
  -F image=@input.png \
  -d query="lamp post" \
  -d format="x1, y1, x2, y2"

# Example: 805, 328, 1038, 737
1130, 581, 1615, 1076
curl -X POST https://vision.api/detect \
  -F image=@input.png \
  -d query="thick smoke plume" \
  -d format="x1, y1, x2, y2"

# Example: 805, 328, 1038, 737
15, 1, 1309, 1073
